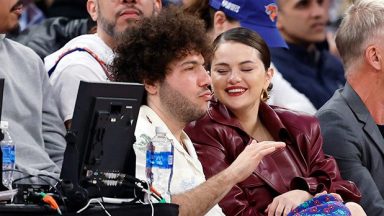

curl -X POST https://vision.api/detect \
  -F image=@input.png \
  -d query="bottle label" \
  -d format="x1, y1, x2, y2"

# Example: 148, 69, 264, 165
1, 145, 15, 164
146, 151, 173, 169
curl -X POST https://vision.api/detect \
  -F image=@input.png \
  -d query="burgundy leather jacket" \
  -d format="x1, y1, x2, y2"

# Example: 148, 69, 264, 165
185, 100, 361, 216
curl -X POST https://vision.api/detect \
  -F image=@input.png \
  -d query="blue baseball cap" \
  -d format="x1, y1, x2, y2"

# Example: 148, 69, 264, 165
209, 0, 288, 48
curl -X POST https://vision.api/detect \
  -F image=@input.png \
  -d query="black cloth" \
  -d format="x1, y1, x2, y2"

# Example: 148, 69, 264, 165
378, 125, 384, 138
46, 0, 88, 19
8, 17, 95, 59
0, 203, 179, 216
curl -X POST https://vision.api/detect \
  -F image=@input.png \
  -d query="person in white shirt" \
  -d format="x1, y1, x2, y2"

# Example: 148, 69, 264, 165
111, 8, 285, 215
45, 0, 162, 128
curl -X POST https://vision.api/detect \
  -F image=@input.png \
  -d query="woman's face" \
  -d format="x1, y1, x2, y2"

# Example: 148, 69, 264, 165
210, 41, 273, 113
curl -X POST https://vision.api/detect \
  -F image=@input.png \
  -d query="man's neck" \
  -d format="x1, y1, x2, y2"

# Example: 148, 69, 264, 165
349, 72, 384, 124
147, 101, 185, 142
97, 31, 115, 49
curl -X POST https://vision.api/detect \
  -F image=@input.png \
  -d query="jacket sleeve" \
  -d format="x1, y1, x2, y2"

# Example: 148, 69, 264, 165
317, 109, 384, 215
288, 116, 361, 203
40, 59, 67, 169
185, 121, 259, 216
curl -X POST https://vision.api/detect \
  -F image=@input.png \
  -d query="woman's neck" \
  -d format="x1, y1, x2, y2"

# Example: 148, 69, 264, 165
232, 104, 274, 142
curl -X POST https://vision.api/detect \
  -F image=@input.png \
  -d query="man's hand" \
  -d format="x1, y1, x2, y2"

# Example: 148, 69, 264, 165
266, 190, 313, 216
227, 140, 286, 183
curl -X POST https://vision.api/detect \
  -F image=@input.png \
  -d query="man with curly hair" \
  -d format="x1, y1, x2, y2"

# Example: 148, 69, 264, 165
45, 0, 162, 128
111, 8, 285, 215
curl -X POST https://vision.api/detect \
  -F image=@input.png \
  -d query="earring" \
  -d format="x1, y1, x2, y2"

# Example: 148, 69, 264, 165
260, 89, 270, 102
260, 83, 273, 102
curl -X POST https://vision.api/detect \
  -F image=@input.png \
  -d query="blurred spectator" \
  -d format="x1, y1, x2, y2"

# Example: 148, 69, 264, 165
19, 0, 45, 31
8, 0, 93, 59
272, 0, 345, 109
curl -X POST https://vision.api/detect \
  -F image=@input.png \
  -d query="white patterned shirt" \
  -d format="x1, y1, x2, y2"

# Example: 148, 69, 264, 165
134, 105, 224, 216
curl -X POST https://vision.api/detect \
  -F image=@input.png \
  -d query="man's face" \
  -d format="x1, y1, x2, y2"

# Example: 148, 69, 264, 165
0, 0, 23, 33
91, 0, 161, 39
277, 0, 330, 44
159, 53, 212, 124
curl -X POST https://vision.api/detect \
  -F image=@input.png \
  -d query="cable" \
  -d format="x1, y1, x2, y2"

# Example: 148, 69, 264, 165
9, 169, 67, 211
76, 198, 111, 216
39, 192, 62, 215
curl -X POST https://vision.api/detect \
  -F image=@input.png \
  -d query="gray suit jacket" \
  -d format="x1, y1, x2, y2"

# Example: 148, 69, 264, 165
316, 82, 384, 215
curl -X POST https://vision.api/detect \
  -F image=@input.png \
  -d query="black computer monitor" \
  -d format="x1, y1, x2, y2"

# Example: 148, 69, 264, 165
60, 81, 144, 198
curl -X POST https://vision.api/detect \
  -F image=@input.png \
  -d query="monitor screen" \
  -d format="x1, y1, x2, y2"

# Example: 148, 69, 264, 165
60, 81, 144, 198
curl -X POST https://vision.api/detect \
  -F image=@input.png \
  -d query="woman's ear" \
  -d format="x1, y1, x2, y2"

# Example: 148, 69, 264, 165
265, 67, 275, 88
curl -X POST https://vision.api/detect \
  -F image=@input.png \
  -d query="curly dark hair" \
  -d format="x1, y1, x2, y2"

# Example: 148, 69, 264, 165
111, 7, 211, 85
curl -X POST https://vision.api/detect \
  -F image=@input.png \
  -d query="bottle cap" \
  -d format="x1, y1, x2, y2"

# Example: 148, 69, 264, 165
0, 121, 8, 129
155, 126, 166, 134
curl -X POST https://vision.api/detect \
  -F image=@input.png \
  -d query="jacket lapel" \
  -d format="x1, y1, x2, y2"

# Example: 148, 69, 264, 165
342, 83, 384, 156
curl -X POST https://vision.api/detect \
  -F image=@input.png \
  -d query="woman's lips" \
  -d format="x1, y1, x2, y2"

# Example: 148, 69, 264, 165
225, 86, 247, 96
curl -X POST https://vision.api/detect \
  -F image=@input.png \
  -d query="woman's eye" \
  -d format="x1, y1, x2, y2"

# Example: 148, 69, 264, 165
241, 68, 253, 72
216, 69, 229, 74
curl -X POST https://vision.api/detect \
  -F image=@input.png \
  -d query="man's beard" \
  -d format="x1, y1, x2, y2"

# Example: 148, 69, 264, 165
7, 24, 20, 36
97, 10, 126, 40
97, 1, 159, 40
159, 80, 207, 124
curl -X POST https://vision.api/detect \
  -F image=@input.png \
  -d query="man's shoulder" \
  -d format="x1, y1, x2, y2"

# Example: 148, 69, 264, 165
4, 38, 41, 60
45, 34, 111, 74
316, 90, 348, 117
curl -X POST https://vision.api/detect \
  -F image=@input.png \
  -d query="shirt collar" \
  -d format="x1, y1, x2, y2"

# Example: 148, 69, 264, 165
0, 34, 5, 40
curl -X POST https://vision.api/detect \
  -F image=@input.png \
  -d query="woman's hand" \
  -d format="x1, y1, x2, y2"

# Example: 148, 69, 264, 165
265, 189, 313, 216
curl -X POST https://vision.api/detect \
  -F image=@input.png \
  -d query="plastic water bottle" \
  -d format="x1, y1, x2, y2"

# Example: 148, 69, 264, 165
146, 126, 174, 203
0, 121, 15, 189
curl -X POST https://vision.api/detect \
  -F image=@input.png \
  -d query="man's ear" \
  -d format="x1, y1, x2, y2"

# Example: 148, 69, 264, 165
144, 80, 158, 95
213, 11, 229, 38
154, 0, 162, 15
365, 45, 382, 71
87, 0, 98, 22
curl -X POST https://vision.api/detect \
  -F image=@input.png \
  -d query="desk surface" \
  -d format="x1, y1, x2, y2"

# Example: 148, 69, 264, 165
0, 203, 179, 216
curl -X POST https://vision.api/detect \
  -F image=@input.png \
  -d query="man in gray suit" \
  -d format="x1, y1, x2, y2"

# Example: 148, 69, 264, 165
316, 0, 384, 215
